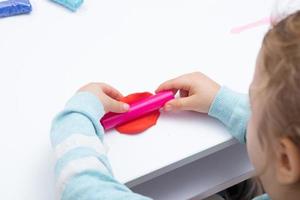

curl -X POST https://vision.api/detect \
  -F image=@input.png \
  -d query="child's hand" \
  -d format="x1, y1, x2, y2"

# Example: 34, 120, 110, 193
78, 83, 129, 113
156, 72, 220, 113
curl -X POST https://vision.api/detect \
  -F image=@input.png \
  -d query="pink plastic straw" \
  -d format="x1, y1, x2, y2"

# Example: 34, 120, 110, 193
231, 17, 271, 34
100, 91, 175, 131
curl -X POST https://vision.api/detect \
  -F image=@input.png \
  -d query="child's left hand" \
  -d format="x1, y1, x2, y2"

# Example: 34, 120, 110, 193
78, 83, 130, 113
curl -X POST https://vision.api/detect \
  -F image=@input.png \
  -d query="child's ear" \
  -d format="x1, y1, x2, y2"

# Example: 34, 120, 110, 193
275, 137, 300, 184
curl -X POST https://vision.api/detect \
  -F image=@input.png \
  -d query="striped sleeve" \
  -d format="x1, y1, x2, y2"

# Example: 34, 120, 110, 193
50, 92, 151, 200
208, 87, 250, 143
253, 194, 270, 200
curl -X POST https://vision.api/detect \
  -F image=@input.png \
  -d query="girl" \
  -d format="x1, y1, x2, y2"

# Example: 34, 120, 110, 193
51, 11, 300, 200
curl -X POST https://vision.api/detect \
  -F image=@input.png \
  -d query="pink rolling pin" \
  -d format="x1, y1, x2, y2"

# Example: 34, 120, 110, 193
100, 91, 175, 131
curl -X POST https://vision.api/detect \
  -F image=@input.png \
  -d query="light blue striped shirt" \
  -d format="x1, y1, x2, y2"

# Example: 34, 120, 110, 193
50, 87, 270, 200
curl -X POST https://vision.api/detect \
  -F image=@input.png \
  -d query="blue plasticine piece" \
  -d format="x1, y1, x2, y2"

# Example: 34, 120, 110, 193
0, 0, 32, 18
51, 0, 83, 11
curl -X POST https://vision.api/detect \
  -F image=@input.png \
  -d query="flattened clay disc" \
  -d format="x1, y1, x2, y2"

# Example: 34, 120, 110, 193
116, 92, 160, 134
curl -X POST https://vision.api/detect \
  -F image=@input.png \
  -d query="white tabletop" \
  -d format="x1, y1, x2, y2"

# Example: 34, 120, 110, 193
0, 0, 273, 199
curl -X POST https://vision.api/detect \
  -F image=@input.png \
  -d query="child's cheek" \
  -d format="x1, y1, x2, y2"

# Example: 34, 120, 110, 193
247, 117, 265, 175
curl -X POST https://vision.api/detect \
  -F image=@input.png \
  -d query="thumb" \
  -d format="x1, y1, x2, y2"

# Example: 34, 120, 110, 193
105, 96, 130, 113
164, 97, 193, 111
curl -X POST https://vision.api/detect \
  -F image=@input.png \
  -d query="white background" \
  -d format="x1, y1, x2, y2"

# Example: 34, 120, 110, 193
0, 0, 274, 199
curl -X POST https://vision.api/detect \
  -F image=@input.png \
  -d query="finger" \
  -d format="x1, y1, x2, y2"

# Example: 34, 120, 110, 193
155, 77, 191, 93
155, 79, 176, 93
163, 97, 193, 112
157, 88, 179, 95
105, 96, 130, 113
102, 84, 124, 100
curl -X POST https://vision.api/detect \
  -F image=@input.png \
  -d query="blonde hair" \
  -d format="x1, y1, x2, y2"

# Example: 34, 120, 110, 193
258, 10, 300, 148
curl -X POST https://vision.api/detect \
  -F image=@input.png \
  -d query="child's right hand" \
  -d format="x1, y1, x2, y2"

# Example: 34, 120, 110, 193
78, 83, 130, 113
155, 72, 220, 113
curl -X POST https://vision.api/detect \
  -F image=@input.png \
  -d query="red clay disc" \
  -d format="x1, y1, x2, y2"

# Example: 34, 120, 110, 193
116, 92, 161, 135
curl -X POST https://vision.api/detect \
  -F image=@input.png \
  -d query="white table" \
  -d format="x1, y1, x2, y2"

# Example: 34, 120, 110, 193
0, 0, 274, 199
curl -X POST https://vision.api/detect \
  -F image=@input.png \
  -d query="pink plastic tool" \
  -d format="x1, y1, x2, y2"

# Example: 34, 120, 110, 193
100, 91, 175, 131
230, 17, 271, 34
